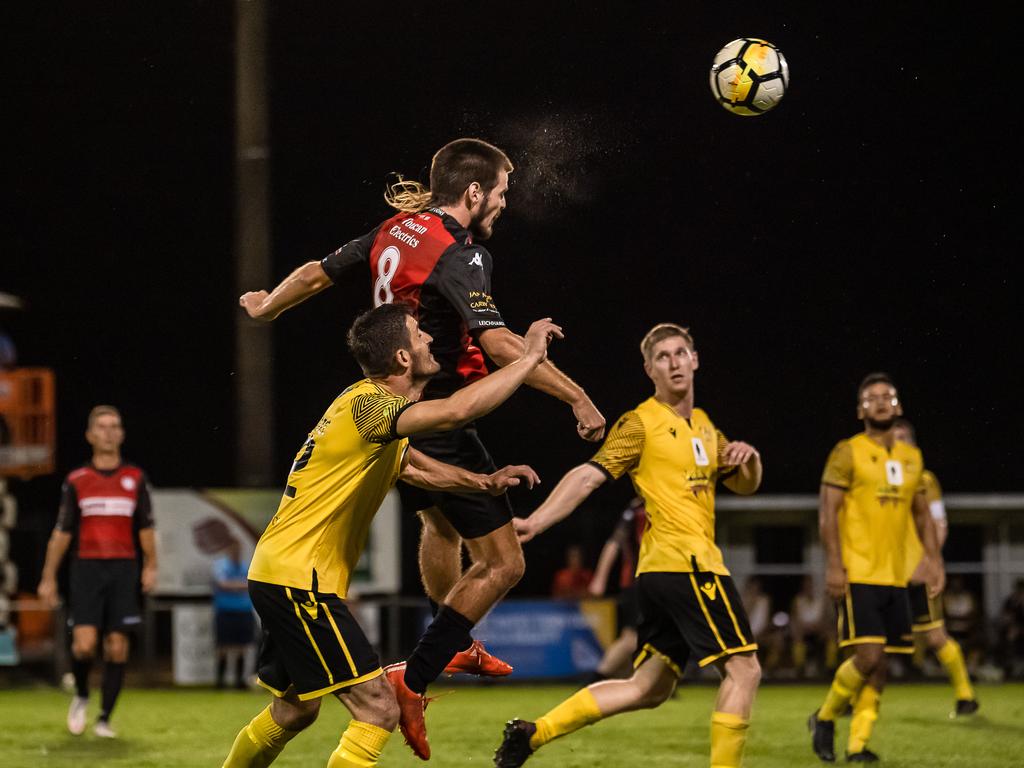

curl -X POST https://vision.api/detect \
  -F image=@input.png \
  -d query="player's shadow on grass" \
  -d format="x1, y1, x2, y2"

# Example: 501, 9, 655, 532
898, 714, 1008, 732
47, 736, 134, 758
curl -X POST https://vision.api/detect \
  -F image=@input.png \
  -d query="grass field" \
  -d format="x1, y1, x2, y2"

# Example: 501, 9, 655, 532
1, 683, 1021, 767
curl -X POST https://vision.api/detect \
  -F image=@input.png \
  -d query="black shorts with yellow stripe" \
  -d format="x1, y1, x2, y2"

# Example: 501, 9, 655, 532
838, 582, 913, 654
249, 580, 382, 701
908, 581, 944, 632
633, 572, 757, 676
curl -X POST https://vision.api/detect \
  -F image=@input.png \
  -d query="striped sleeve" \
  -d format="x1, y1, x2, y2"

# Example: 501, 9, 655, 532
351, 392, 411, 445
588, 411, 645, 480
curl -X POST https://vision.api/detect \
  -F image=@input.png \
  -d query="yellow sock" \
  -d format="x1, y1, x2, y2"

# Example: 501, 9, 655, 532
818, 658, 865, 721
825, 642, 838, 670
327, 720, 392, 767
792, 641, 807, 670
936, 639, 975, 701
223, 706, 299, 768
847, 684, 880, 754
529, 688, 603, 750
710, 711, 750, 768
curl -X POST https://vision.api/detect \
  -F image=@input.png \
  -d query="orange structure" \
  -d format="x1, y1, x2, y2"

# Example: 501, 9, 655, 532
0, 368, 56, 479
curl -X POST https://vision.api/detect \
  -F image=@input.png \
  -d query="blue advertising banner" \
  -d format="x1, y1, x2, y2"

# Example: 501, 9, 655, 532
460, 599, 615, 679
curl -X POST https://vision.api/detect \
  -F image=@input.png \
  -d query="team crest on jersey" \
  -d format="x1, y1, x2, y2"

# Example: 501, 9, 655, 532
469, 253, 483, 267
120, 476, 136, 491
701, 581, 718, 601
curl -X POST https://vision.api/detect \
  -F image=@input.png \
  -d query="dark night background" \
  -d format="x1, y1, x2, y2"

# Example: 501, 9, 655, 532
4, 2, 1020, 595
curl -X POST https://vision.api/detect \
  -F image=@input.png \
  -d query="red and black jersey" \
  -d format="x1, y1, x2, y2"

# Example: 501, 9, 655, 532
321, 208, 506, 399
56, 463, 154, 560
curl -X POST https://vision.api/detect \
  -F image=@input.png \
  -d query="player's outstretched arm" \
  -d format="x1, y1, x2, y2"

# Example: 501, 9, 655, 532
396, 319, 562, 436
477, 326, 606, 442
721, 440, 763, 495
239, 261, 332, 321
400, 447, 540, 496
36, 530, 72, 608
819, 484, 847, 600
912, 491, 946, 598
514, 463, 607, 543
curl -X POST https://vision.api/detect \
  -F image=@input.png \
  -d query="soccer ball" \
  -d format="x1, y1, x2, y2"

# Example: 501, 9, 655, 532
709, 38, 789, 116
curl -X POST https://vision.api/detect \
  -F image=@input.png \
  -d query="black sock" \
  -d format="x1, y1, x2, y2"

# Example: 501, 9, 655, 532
99, 662, 126, 722
72, 656, 92, 698
235, 653, 246, 688
404, 605, 474, 694
428, 598, 441, 617
216, 655, 227, 687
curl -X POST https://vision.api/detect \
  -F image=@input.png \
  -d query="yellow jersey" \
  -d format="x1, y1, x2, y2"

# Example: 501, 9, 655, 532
248, 379, 411, 597
589, 398, 735, 576
821, 433, 926, 587
903, 469, 944, 581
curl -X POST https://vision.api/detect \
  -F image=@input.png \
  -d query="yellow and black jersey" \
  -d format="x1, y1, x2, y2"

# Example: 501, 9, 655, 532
903, 468, 944, 582
821, 433, 926, 587
589, 398, 736, 576
248, 379, 411, 597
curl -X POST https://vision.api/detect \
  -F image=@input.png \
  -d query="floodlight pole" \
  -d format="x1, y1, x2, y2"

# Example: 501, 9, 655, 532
234, 0, 274, 486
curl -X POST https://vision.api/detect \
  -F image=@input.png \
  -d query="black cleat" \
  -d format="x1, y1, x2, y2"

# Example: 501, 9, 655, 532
808, 710, 836, 762
846, 748, 880, 762
954, 698, 980, 717
494, 719, 536, 767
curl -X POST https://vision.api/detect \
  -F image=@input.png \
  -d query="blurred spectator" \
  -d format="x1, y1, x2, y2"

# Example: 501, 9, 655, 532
551, 544, 594, 600
997, 578, 1024, 678
583, 498, 645, 684
212, 537, 254, 690
790, 575, 836, 677
943, 576, 982, 671
742, 576, 782, 672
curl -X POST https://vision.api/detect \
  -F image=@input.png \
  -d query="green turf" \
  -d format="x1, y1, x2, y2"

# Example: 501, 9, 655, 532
0, 683, 1021, 767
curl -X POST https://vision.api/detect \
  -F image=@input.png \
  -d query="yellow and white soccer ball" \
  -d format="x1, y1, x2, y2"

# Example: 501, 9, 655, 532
710, 38, 789, 116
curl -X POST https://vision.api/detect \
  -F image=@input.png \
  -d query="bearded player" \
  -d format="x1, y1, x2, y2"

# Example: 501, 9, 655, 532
239, 139, 605, 759
809, 374, 945, 762
221, 305, 559, 767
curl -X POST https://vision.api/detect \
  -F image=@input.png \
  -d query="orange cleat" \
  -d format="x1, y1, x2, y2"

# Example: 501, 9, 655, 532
385, 662, 431, 761
444, 639, 513, 677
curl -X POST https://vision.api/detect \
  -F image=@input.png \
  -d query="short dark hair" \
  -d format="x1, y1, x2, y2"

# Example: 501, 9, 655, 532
346, 304, 413, 377
893, 417, 916, 442
429, 138, 513, 205
858, 371, 896, 398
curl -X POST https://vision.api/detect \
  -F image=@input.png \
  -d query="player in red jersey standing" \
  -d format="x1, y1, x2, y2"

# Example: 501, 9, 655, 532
240, 138, 606, 759
37, 406, 157, 738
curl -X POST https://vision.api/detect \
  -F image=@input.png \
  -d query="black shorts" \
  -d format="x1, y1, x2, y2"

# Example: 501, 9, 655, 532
399, 426, 512, 539
908, 581, 944, 632
249, 580, 382, 701
216, 610, 256, 646
837, 583, 913, 653
69, 559, 141, 632
633, 572, 757, 675
617, 585, 639, 631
